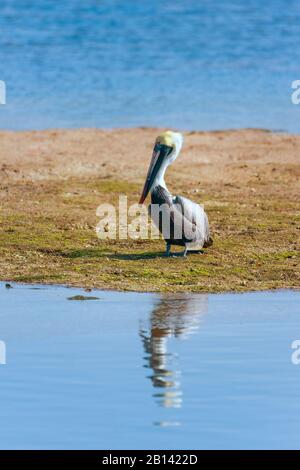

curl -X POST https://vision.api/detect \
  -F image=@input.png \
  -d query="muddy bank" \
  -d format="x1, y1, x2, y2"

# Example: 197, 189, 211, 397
0, 128, 299, 292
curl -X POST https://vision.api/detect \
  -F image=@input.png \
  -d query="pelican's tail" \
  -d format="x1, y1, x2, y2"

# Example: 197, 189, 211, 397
203, 236, 213, 248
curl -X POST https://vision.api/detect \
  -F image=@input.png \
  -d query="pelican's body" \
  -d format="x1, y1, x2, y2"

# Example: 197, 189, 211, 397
139, 131, 212, 257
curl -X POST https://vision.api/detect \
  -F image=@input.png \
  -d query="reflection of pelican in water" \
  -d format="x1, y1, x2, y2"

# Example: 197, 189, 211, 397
140, 294, 208, 409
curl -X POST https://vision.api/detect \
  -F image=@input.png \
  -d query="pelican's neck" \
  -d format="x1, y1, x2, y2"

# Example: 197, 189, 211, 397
150, 143, 181, 195
151, 159, 170, 194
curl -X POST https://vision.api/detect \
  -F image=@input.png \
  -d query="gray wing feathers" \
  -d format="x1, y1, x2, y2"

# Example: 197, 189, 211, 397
174, 195, 212, 246
149, 186, 213, 248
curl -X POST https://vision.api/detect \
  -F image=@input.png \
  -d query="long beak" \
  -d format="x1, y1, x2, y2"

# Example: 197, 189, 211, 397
139, 145, 170, 204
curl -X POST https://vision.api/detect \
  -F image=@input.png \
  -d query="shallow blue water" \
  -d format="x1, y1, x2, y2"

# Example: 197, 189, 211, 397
0, 0, 300, 131
0, 284, 299, 449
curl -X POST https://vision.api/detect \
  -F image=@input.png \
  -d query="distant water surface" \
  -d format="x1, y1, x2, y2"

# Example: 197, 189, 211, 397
0, 284, 299, 449
0, 0, 300, 131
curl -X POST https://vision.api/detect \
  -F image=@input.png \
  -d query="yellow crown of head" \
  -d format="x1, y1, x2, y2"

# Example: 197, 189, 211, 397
156, 130, 176, 147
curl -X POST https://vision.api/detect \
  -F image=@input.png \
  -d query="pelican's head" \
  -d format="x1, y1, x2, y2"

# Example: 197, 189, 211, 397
139, 131, 183, 204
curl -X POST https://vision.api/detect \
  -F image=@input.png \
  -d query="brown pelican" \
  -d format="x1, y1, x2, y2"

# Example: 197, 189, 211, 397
139, 131, 213, 257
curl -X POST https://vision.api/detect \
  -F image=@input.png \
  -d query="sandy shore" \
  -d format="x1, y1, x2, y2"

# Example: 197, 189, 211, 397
0, 128, 299, 292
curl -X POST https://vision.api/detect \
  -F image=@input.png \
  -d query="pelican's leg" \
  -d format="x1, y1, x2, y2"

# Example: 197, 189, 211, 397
180, 246, 188, 258
165, 242, 171, 257
172, 246, 188, 258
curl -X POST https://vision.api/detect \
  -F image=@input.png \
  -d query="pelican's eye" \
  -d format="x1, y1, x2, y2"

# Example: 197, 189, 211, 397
154, 141, 173, 156
161, 144, 173, 156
